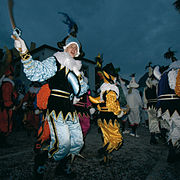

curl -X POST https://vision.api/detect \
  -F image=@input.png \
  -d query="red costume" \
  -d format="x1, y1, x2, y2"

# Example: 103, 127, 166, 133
22, 83, 41, 134
0, 65, 17, 147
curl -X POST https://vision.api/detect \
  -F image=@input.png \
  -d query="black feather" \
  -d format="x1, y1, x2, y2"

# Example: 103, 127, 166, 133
58, 12, 78, 37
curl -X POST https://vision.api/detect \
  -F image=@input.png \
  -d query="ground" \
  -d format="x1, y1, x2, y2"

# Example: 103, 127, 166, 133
0, 122, 180, 180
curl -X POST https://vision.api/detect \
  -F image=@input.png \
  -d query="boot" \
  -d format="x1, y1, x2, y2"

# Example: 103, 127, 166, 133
167, 141, 176, 163
55, 156, 77, 178
97, 143, 109, 159
160, 128, 168, 144
130, 125, 139, 137
150, 133, 157, 145
100, 152, 113, 166
34, 150, 48, 179
130, 126, 136, 136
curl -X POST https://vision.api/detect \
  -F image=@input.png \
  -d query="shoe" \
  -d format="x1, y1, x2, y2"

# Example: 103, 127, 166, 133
55, 165, 77, 178
123, 130, 130, 134
135, 134, 140, 138
34, 166, 45, 180
150, 135, 157, 145
55, 158, 77, 178
167, 142, 177, 163
130, 133, 135, 137
99, 155, 112, 166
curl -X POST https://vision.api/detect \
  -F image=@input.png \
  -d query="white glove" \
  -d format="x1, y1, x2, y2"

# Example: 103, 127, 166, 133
35, 109, 40, 115
73, 96, 80, 104
117, 110, 124, 118
22, 102, 27, 110
11, 35, 27, 54
89, 107, 96, 115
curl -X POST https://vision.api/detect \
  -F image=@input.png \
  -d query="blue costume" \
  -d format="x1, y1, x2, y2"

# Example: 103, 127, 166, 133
154, 61, 180, 163
20, 49, 88, 176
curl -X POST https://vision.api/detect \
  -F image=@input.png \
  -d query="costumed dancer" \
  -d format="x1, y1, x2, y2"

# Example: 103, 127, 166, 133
126, 74, 143, 137
0, 65, 17, 147
143, 64, 162, 144
22, 82, 41, 136
89, 63, 126, 164
153, 50, 180, 163
12, 80, 25, 131
12, 29, 88, 178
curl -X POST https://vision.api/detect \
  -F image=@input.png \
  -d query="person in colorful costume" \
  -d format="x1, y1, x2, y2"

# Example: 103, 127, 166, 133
153, 58, 180, 163
126, 74, 143, 137
143, 65, 161, 144
89, 63, 126, 164
22, 82, 41, 136
0, 65, 17, 147
74, 87, 93, 138
12, 32, 88, 178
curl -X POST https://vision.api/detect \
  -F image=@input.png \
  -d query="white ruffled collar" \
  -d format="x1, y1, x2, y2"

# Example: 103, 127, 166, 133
100, 83, 119, 101
53, 52, 82, 76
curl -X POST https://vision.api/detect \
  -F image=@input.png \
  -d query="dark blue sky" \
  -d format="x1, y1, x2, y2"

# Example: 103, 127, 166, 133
1, 0, 180, 80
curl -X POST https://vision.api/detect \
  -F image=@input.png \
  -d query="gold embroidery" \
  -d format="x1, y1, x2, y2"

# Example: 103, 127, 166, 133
20, 50, 31, 61
98, 119, 123, 153
175, 69, 180, 96
106, 91, 121, 115
24, 60, 32, 65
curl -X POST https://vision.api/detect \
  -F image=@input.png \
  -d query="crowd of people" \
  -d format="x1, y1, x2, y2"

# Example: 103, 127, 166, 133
0, 70, 44, 147
0, 25, 180, 179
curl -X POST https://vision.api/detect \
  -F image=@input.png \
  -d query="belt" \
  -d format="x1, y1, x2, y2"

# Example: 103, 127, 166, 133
51, 89, 70, 99
158, 94, 180, 100
148, 99, 157, 103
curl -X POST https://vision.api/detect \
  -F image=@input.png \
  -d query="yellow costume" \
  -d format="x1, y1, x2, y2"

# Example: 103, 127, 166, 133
89, 63, 126, 164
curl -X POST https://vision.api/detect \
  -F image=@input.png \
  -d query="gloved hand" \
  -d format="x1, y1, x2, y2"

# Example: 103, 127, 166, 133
73, 96, 80, 104
117, 110, 124, 118
89, 107, 96, 115
11, 34, 27, 54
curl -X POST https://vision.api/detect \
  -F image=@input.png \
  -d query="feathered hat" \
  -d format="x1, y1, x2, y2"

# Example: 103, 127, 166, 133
103, 63, 117, 77
164, 48, 177, 62
95, 53, 103, 69
101, 63, 117, 84
57, 12, 83, 57
127, 73, 139, 88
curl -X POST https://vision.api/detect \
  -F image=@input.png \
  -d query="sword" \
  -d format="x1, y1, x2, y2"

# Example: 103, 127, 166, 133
8, 0, 21, 38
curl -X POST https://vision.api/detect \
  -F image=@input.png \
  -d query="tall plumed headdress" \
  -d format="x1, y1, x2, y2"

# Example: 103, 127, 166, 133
164, 47, 177, 62
57, 12, 84, 57
95, 53, 103, 69
145, 61, 153, 77
102, 63, 117, 77
101, 63, 117, 84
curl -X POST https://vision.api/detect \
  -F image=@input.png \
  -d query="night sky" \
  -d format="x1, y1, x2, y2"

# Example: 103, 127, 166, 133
0, 0, 180, 80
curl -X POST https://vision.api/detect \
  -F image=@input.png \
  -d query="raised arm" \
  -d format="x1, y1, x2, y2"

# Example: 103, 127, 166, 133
12, 36, 57, 82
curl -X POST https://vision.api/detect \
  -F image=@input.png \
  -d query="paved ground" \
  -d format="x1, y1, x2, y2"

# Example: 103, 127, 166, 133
0, 122, 180, 180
